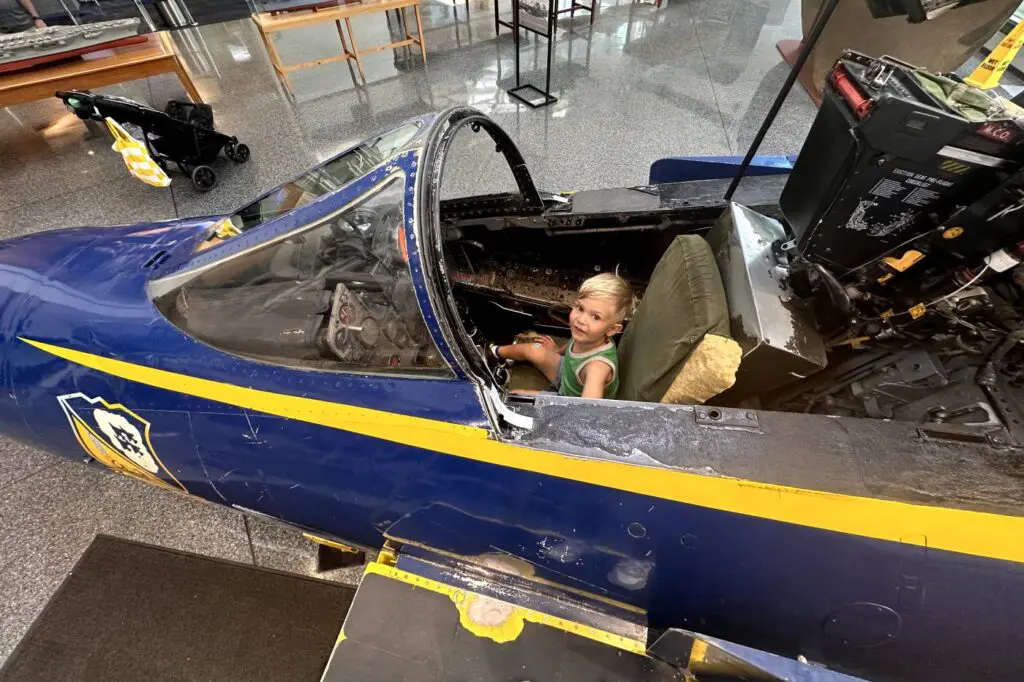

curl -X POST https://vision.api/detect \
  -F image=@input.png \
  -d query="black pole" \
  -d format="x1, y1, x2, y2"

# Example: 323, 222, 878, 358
513, 0, 521, 88
723, 0, 841, 201
545, 0, 554, 96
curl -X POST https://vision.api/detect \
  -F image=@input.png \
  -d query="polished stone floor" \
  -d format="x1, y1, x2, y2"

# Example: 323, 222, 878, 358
0, 0, 814, 666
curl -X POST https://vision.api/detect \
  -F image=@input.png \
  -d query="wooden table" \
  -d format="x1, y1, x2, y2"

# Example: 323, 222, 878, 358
253, 0, 426, 90
0, 32, 201, 109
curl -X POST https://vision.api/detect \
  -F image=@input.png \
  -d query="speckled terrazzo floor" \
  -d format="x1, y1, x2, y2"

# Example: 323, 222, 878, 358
0, 0, 813, 665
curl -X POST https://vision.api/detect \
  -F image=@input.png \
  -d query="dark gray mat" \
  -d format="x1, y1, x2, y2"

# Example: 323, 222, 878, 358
1, 534, 355, 681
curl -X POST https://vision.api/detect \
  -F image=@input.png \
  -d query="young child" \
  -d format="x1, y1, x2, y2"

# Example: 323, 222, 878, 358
491, 273, 632, 399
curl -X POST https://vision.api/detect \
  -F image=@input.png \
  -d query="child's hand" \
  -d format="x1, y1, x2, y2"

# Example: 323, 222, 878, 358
533, 335, 561, 353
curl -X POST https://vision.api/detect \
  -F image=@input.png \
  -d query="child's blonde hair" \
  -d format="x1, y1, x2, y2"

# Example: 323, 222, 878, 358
578, 273, 634, 322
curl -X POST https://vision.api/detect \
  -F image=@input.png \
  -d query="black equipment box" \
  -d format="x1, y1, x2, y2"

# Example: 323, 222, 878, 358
780, 51, 1024, 278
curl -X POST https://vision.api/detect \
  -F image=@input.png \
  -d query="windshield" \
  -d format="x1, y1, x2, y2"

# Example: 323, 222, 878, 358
196, 121, 422, 252
159, 177, 448, 375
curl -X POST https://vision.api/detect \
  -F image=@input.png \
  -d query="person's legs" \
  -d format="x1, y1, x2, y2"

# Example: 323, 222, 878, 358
496, 343, 562, 383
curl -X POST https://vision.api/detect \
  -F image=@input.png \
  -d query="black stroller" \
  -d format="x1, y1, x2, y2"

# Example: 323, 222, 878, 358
55, 90, 250, 191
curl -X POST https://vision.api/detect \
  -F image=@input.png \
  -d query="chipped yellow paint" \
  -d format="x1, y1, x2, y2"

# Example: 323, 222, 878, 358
302, 533, 360, 553
363, 561, 646, 653
452, 592, 525, 644
688, 638, 709, 666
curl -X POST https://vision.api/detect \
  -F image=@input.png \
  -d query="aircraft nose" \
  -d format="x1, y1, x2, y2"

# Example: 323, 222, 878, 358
0, 228, 109, 447
0, 219, 210, 454
0, 262, 44, 444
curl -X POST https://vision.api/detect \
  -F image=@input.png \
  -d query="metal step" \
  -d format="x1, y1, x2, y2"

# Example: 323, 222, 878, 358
321, 545, 866, 682
320, 545, 679, 682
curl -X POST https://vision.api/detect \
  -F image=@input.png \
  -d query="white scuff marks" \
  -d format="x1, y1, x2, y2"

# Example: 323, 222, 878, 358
241, 412, 266, 446
626, 522, 646, 539
607, 559, 653, 591
466, 596, 514, 626
196, 455, 228, 503
475, 552, 536, 579
457, 576, 492, 591
537, 536, 583, 564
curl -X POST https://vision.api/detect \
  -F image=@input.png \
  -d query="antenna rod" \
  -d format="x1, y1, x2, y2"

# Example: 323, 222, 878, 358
723, 0, 841, 201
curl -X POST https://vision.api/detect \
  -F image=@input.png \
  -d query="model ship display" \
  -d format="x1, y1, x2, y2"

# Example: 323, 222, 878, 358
0, 18, 143, 73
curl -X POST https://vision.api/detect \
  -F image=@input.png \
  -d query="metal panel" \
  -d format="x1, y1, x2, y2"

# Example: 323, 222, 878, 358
707, 203, 827, 399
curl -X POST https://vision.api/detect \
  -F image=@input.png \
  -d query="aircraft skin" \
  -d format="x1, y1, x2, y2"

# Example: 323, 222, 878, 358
1, 110, 1022, 682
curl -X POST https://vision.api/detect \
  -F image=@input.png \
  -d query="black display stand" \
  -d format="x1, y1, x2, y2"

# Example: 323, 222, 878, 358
507, 0, 558, 108
554, 0, 596, 25
495, 0, 595, 32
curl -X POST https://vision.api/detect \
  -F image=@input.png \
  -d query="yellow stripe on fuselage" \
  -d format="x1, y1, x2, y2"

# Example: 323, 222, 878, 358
21, 337, 1024, 564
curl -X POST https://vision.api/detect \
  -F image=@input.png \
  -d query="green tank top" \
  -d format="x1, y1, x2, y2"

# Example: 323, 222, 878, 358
560, 340, 619, 399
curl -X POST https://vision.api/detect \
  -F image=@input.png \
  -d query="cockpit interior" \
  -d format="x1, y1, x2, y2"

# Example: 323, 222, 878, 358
157, 62, 1024, 442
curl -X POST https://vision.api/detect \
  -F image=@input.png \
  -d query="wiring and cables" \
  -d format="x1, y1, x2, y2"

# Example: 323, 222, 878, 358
927, 264, 991, 308
863, 264, 992, 323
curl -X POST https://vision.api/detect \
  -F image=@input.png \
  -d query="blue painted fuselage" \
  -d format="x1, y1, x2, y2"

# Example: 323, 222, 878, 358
0, 124, 1021, 682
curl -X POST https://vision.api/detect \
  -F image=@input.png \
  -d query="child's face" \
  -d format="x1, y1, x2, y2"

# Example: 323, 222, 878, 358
569, 296, 623, 345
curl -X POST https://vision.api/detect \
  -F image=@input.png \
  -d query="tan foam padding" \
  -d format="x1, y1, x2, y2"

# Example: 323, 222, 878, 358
659, 334, 742, 405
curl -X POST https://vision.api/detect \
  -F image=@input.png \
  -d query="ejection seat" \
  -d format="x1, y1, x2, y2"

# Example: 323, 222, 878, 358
508, 235, 742, 404
617, 235, 741, 404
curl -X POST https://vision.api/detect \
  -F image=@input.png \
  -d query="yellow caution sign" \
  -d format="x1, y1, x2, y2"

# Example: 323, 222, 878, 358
882, 250, 924, 273
938, 159, 971, 174
965, 21, 1024, 90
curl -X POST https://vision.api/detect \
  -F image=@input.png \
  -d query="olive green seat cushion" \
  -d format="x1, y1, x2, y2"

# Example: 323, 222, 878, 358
617, 235, 732, 403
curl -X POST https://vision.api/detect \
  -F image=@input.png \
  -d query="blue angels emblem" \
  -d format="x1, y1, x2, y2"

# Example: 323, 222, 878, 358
56, 392, 187, 492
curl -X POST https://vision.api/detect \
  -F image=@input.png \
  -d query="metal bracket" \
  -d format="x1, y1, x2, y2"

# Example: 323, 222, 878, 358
694, 406, 759, 429
771, 238, 798, 267
918, 424, 999, 445
925, 401, 1001, 428
983, 381, 1024, 445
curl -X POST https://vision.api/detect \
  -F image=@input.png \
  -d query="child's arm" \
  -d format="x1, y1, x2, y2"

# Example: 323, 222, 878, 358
580, 362, 613, 399
494, 342, 561, 383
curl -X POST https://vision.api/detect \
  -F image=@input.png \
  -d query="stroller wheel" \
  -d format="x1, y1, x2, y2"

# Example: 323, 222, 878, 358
191, 165, 218, 192
227, 142, 251, 164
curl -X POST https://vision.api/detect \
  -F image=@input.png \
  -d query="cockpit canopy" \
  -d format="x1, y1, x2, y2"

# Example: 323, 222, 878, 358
151, 118, 447, 376
195, 120, 425, 253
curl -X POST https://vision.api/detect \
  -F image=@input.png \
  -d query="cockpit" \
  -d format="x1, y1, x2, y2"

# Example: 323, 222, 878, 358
152, 86, 1024, 443
429, 110, 748, 408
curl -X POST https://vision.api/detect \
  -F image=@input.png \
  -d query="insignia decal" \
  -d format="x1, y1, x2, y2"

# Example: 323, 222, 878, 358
56, 392, 187, 492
